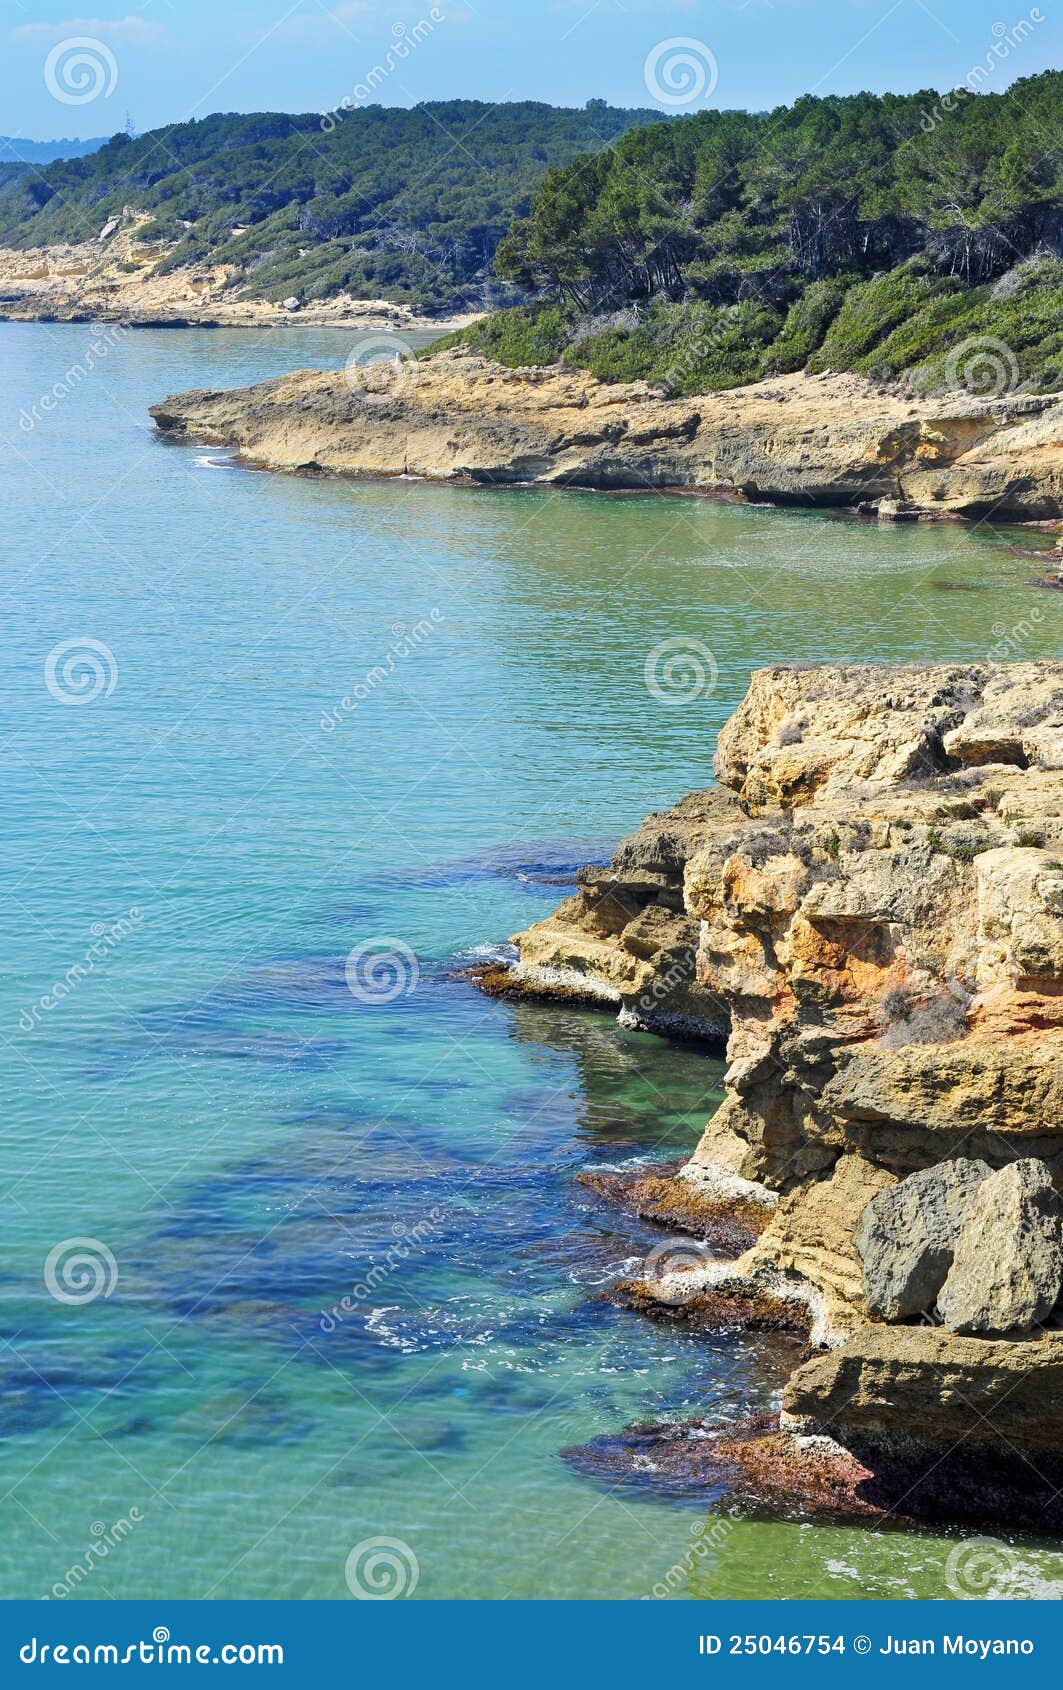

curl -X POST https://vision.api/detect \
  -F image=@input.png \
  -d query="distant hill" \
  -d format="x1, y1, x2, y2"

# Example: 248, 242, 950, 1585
0, 135, 107, 163
0, 102, 662, 315
0, 135, 107, 194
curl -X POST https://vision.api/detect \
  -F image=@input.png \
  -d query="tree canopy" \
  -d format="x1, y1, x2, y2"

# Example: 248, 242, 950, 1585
449, 72, 1063, 392
0, 101, 661, 314
496, 76, 1063, 302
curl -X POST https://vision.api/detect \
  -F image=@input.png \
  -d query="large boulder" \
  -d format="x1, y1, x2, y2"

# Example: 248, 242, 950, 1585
937, 1159, 1063, 1335
854, 1159, 991, 1319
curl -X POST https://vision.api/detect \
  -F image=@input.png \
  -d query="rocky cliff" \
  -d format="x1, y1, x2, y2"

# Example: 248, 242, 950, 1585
151, 348, 1063, 518
507, 662, 1063, 1523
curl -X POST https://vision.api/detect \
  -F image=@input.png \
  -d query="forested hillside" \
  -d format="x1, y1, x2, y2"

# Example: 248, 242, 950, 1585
444, 73, 1063, 393
0, 102, 660, 314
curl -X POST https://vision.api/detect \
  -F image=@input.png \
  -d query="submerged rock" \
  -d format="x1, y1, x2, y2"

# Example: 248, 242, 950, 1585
563, 1408, 1063, 1530
937, 1159, 1063, 1335
576, 1162, 770, 1256
854, 1158, 991, 1319
608, 1272, 813, 1338
561, 1413, 883, 1518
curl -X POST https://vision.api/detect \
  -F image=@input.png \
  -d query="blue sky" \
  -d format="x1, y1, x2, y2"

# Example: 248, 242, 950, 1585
3, 0, 1060, 140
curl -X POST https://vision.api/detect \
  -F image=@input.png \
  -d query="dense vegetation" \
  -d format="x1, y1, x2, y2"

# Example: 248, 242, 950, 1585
442, 72, 1063, 393
0, 102, 660, 314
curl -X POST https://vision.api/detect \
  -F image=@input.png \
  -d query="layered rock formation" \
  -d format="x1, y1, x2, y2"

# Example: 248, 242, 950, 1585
151, 349, 1063, 517
509, 661, 1063, 1516
486, 788, 737, 1040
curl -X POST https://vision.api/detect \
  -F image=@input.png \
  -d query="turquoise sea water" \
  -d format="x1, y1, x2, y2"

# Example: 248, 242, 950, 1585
4, 319, 1063, 1601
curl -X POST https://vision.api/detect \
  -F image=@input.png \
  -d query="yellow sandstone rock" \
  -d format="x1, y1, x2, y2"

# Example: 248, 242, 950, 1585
515, 661, 1063, 1471
149, 353, 1063, 517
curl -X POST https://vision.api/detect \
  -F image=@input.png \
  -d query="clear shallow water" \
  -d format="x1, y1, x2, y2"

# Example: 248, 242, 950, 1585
3, 319, 1063, 1600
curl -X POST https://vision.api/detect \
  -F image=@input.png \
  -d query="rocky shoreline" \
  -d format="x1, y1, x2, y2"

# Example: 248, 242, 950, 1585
149, 347, 1063, 520
499, 662, 1063, 1529
0, 225, 476, 334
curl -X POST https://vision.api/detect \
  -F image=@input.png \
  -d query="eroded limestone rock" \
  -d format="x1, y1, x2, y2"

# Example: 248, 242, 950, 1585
691, 665, 1063, 1193
504, 661, 1063, 1483
620, 1154, 894, 1347
518, 661, 1063, 1216
937, 1159, 1063, 1335
855, 1158, 991, 1320
783, 1322, 1063, 1452
497, 787, 740, 1039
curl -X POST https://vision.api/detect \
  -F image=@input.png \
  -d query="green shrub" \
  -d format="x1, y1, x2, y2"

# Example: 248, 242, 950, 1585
809, 264, 953, 372
760, 276, 850, 375
433, 304, 571, 366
